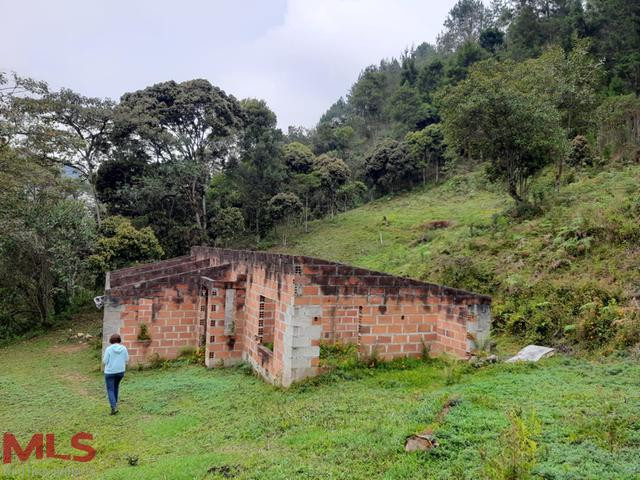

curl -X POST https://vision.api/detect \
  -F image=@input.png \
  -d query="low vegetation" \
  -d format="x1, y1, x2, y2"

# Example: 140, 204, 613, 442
1, 316, 639, 480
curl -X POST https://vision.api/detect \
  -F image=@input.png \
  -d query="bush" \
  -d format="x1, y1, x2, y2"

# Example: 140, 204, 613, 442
613, 309, 640, 348
494, 280, 621, 346
179, 346, 205, 365
437, 256, 494, 295
148, 353, 169, 369
88, 216, 164, 275
52, 287, 97, 324
319, 341, 359, 369
482, 409, 541, 480
508, 202, 543, 220
568, 135, 595, 167
576, 299, 622, 347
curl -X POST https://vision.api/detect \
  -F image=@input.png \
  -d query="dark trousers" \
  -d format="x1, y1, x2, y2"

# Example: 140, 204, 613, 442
105, 372, 125, 410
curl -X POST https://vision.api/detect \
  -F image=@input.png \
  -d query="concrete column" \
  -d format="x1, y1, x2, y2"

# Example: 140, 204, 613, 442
224, 288, 236, 335
467, 303, 491, 350
281, 305, 322, 387
101, 296, 124, 363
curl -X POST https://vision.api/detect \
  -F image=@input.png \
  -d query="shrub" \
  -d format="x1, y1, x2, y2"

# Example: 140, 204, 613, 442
148, 353, 169, 369
437, 256, 494, 295
444, 363, 464, 385
568, 135, 595, 167
494, 280, 621, 346
482, 409, 541, 480
507, 202, 543, 220
88, 216, 164, 275
179, 346, 205, 365
319, 341, 359, 369
576, 300, 622, 348
612, 308, 640, 348
552, 217, 596, 257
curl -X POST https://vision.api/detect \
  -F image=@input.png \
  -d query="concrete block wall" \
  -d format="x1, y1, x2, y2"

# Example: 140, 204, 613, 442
103, 247, 491, 386
112, 285, 200, 365
293, 261, 490, 360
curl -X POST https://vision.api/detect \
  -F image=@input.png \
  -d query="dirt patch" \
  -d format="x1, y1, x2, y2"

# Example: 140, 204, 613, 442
55, 371, 94, 397
207, 465, 241, 478
422, 220, 452, 230
51, 343, 89, 353
405, 396, 461, 452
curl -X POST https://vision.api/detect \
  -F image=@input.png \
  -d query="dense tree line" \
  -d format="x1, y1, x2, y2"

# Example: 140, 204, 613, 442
305, 0, 639, 203
1, 0, 639, 340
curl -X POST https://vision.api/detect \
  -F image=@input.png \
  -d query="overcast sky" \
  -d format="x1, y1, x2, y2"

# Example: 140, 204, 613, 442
1, 0, 457, 128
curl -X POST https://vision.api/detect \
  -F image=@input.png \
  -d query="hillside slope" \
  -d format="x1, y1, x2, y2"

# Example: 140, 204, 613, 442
275, 165, 640, 348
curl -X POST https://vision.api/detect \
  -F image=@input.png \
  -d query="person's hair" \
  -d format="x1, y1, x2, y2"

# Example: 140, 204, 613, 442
109, 333, 122, 344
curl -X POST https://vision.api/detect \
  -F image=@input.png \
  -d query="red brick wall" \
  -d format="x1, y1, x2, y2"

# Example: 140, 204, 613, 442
104, 248, 490, 384
234, 263, 295, 383
294, 262, 487, 360
118, 285, 199, 365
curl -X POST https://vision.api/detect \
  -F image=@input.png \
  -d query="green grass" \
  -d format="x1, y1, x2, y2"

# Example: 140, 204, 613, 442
2, 316, 640, 479
277, 172, 509, 278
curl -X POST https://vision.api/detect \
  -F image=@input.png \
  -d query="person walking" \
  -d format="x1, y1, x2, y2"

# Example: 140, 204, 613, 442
103, 333, 129, 415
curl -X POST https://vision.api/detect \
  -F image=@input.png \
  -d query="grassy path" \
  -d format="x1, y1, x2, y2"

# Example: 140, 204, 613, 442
1, 318, 639, 479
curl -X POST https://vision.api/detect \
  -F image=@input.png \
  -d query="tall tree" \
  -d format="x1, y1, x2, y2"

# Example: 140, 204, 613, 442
312, 154, 351, 217
386, 85, 437, 133
437, 0, 494, 53
440, 60, 567, 204
11, 86, 114, 225
506, 0, 587, 60
0, 145, 94, 337
405, 124, 446, 184
586, 0, 640, 94
113, 79, 244, 241
282, 141, 315, 173
348, 66, 388, 126
517, 39, 603, 183
363, 138, 420, 193
226, 98, 286, 239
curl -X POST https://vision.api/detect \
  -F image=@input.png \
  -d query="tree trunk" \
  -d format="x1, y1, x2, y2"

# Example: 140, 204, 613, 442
89, 177, 102, 227
304, 195, 309, 233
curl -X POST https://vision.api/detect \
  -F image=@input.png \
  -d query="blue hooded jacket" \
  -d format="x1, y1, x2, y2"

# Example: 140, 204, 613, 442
103, 343, 129, 374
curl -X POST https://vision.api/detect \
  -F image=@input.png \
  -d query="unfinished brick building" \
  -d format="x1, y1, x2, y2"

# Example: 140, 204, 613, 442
102, 247, 491, 386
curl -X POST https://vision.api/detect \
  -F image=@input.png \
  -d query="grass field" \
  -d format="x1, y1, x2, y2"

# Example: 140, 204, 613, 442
1, 314, 640, 480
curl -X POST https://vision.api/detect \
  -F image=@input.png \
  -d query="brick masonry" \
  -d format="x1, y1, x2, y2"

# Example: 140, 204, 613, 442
102, 247, 491, 387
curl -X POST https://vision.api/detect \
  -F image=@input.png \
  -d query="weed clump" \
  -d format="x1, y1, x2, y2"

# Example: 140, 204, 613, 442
482, 409, 541, 480
178, 346, 205, 365
137, 323, 151, 341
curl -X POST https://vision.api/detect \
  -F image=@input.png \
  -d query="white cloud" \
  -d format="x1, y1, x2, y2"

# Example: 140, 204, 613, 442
0, 0, 456, 129
222, 0, 455, 127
